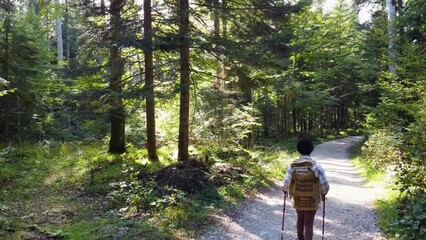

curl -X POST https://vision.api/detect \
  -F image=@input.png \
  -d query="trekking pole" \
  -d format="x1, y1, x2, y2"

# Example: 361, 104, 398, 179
322, 194, 326, 240
280, 191, 288, 240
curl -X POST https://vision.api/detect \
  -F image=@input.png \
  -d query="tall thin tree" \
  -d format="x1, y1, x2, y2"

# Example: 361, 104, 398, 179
64, 0, 70, 66
1, 5, 12, 142
55, 0, 64, 63
144, 0, 158, 161
108, 0, 126, 154
213, 0, 221, 90
178, 0, 190, 161
385, 0, 397, 74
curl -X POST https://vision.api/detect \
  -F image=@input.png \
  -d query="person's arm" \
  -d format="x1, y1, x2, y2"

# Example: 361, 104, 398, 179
282, 166, 293, 192
316, 163, 329, 195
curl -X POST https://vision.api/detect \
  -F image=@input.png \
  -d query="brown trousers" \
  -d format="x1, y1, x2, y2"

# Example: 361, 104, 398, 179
296, 210, 317, 240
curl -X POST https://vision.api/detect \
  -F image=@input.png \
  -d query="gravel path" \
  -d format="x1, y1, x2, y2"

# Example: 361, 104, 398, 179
197, 136, 386, 240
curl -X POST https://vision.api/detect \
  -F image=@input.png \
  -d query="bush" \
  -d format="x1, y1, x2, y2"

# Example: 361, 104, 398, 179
390, 191, 426, 240
361, 129, 403, 170
363, 126, 426, 239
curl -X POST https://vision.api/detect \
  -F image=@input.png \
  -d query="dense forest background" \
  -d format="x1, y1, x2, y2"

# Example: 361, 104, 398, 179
0, 0, 425, 239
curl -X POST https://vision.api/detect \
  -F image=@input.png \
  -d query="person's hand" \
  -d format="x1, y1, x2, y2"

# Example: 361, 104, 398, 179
281, 186, 287, 194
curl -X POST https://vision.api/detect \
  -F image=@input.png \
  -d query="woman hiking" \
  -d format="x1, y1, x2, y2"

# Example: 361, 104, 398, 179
282, 137, 330, 240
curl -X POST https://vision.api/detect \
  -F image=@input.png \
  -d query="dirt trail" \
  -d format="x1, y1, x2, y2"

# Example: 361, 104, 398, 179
197, 136, 386, 240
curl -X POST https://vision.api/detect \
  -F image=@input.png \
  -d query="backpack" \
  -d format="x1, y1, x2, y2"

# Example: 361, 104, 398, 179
288, 159, 321, 210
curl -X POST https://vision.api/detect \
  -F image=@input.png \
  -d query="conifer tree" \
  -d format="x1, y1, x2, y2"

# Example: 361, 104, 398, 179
144, 0, 158, 161
108, 0, 126, 153
178, 0, 190, 161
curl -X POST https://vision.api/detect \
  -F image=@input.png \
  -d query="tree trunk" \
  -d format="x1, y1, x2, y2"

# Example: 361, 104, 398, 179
250, 88, 254, 148
101, 0, 106, 15
17, 96, 21, 144
178, 0, 190, 161
221, 0, 228, 90
108, 0, 126, 154
144, 0, 158, 161
335, 106, 340, 135
212, 0, 224, 139
302, 113, 307, 133
386, 0, 397, 74
308, 112, 313, 132
276, 98, 280, 138
283, 95, 288, 136
320, 107, 324, 137
292, 109, 297, 135
55, 0, 63, 63
64, 0, 70, 67
2, 15, 11, 142
213, 0, 221, 90
263, 89, 269, 138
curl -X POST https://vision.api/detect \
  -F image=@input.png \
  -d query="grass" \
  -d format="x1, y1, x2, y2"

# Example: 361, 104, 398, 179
0, 138, 298, 240
350, 139, 388, 188
375, 190, 400, 239
349, 137, 401, 239
0, 142, 176, 239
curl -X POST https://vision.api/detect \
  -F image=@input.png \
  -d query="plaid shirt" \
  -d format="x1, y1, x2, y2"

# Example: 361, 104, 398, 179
283, 155, 330, 194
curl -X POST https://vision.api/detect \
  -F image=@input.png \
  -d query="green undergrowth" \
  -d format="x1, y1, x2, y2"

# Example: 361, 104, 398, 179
0, 142, 179, 239
349, 138, 394, 233
350, 139, 388, 188
0, 138, 298, 239
374, 186, 426, 240
350, 137, 426, 240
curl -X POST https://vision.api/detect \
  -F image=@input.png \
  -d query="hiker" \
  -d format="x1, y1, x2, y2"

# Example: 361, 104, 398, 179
282, 137, 329, 240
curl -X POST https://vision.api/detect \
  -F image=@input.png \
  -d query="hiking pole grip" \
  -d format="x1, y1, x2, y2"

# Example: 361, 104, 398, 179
280, 191, 287, 240
322, 194, 326, 240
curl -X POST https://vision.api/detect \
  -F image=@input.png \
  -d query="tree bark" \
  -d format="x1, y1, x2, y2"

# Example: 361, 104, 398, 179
2, 14, 11, 142
64, 0, 70, 67
144, 0, 158, 161
386, 0, 397, 74
320, 107, 324, 137
55, 0, 63, 63
221, 0, 228, 90
292, 109, 297, 135
212, 0, 224, 139
263, 89, 269, 138
283, 95, 288, 136
308, 112, 313, 132
276, 98, 280, 138
335, 106, 340, 135
17, 96, 21, 144
178, 0, 190, 161
108, 0, 126, 154
213, 0, 221, 90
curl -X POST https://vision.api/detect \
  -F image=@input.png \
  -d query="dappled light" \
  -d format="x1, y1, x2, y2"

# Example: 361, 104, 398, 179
1, 0, 424, 238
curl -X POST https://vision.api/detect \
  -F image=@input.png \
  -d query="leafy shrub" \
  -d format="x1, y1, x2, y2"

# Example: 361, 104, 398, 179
390, 191, 426, 240
81, 119, 109, 140
399, 114, 426, 193
41, 113, 74, 141
361, 129, 403, 170
363, 113, 426, 239
0, 146, 29, 162
107, 167, 187, 217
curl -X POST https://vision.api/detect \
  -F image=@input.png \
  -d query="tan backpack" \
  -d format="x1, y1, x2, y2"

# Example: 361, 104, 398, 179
288, 159, 321, 210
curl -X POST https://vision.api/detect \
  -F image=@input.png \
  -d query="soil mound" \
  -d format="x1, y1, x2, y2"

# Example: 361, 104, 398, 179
153, 159, 211, 194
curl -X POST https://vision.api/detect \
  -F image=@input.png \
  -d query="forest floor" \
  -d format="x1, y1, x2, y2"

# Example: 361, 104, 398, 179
196, 136, 387, 240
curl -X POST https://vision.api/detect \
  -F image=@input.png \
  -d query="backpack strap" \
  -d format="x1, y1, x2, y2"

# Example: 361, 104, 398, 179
291, 160, 318, 177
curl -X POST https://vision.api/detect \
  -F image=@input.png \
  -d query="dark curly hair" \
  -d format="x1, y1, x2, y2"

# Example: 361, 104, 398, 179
296, 137, 314, 155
